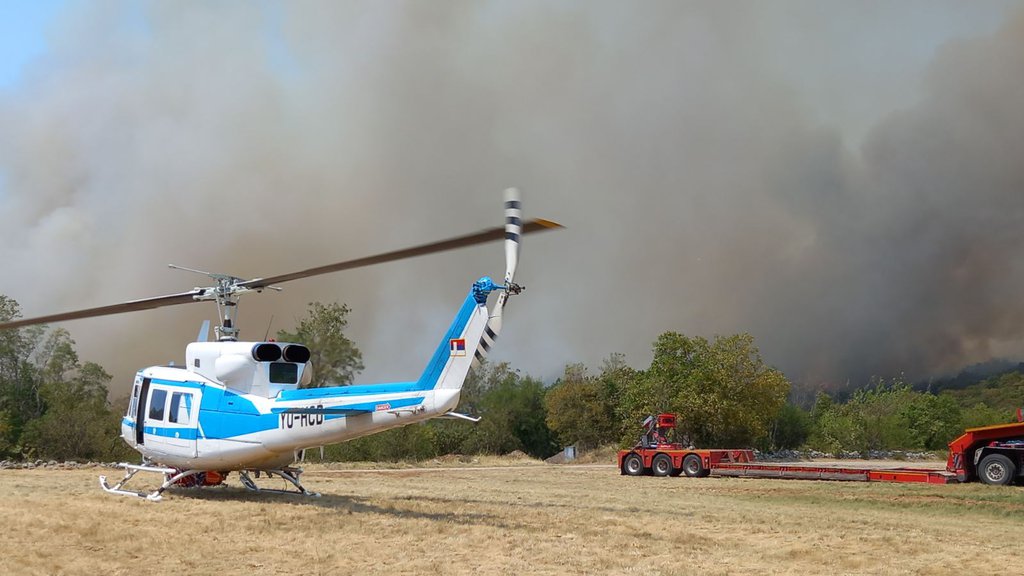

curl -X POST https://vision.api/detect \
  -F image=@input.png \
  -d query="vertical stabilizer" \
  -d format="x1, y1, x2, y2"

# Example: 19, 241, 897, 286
417, 285, 492, 391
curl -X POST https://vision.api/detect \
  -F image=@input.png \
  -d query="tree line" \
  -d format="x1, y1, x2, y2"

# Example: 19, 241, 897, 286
1, 297, 1020, 462
0, 296, 134, 462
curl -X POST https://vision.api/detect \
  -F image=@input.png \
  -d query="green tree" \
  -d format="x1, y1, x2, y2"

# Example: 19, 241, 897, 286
764, 403, 812, 450
900, 392, 963, 451
0, 296, 127, 461
545, 355, 630, 450
619, 332, 790, 448
807, 391, 848, 453
461, 362, 554, 458
0, 296, 47, 454
23, 361, 118, 461
960, 402, 1007, 429
317, 361, 557, 462
277, 301, 363, 388
807, 378, 966, 453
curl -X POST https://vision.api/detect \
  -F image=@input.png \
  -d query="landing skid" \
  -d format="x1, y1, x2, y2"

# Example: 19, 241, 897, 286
99, 462, 320, 501
238, 468, 321, 497
99, 461, 203, 502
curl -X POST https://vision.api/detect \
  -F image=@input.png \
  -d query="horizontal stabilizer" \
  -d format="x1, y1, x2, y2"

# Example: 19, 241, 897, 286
439, 411, 481, 423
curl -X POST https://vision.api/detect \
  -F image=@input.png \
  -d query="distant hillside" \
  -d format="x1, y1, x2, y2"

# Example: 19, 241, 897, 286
922, 360, 1024, 394
938, 370, 1024, 424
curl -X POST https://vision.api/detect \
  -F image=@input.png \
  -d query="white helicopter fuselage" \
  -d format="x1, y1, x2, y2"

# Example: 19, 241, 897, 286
120, 285, 492, 471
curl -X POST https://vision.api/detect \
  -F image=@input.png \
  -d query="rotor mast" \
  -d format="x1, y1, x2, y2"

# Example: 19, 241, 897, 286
168, 265, 280, 341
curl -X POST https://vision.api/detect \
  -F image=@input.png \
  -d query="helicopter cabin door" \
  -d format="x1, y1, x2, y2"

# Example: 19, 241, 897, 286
143, 384, 201, 458
135, 378, 150, 445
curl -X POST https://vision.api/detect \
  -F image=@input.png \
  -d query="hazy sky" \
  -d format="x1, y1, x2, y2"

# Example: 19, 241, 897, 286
1, 1, 1022, 397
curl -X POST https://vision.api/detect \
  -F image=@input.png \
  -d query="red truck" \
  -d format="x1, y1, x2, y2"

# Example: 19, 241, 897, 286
619, 412, 1024, 486
945, 419, 1024, 485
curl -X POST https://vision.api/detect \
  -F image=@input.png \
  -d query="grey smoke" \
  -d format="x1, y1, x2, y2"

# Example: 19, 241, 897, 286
1, 1, 1023, 397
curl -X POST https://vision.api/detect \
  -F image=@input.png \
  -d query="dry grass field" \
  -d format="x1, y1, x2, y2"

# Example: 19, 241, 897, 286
2, 459, 1023, 575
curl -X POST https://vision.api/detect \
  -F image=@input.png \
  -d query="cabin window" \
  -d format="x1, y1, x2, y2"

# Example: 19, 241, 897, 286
168, 392, 194, 425
269, 362, 299, 384
169, 392, 181, 423
149, 389, 167, 421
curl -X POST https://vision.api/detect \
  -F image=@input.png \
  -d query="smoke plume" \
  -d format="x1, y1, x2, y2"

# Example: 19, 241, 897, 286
1, 1, 1023, 396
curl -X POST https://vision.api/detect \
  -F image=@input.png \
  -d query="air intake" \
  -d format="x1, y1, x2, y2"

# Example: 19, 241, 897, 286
282, 344, 311, 363
252, 343, 282, 362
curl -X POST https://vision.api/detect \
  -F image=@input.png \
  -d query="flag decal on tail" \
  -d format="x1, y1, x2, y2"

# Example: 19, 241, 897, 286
450, 338, 467, 356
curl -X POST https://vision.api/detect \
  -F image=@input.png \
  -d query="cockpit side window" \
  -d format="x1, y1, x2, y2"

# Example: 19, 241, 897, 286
128, 383, 140, 418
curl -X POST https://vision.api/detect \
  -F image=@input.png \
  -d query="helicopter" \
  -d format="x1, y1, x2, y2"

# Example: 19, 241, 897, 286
0, 189, 561, 500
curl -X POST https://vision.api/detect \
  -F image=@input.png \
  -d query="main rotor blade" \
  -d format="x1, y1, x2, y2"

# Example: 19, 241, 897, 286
0, 217, 562, 331
0, 290, 203, 330
238, 218, 563, 290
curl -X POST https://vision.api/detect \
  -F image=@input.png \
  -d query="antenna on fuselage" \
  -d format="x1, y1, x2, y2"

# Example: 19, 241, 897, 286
263, 315, 275, 342
196, 319, 211, 343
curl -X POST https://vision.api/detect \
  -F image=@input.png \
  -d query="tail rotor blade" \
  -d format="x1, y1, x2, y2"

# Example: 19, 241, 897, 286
474, 188, 526, 366
504, 187, 522, 285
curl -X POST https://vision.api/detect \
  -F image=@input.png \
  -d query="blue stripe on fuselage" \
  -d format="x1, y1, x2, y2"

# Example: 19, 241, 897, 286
271, 396, 425, 414
144, 426, 199, 440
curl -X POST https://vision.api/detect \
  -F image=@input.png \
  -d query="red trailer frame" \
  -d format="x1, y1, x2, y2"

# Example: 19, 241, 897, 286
619, 413, 1024, 486
617, 414, 755, 477
711, 461, 957, 484
618, 447, 754, 477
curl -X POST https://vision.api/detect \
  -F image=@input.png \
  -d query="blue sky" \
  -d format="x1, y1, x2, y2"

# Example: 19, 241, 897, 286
0, 0, 65, 87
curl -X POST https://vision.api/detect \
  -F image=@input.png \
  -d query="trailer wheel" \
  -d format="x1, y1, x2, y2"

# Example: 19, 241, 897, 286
652, 454, 674, 477
682, 454, 707, 478
978, 454, 1016, 486
622, 453, 645, 476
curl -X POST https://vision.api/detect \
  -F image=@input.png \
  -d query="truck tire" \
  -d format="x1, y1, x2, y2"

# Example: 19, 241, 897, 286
652, 454, 674, 477
682, 454, 708, 478
622, 453, 645, 476
978, 453, 1016, 486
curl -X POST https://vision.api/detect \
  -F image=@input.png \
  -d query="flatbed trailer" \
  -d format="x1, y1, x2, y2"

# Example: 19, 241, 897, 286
618, 413, 1024, 486
618, 449, 956, 483
711, 462, 957, 484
